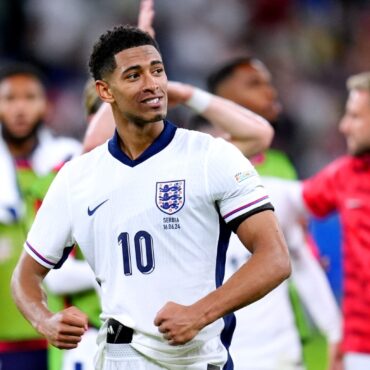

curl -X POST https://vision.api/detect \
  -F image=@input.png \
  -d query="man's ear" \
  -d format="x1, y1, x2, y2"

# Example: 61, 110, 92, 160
95, 80, 115, 104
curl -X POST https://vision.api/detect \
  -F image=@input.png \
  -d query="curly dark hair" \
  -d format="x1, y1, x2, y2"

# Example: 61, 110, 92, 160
88, 25, 161, 81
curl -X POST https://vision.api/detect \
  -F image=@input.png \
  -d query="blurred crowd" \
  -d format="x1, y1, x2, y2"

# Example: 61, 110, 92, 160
1, 0, 370, 177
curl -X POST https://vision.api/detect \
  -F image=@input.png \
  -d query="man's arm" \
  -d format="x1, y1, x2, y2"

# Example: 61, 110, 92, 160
11, 251, 88, 349
170, 82, 274, 156
137, 0, 155, 38
154, 210, 291, 345
82, 102, 114, 153
138, 0, 273, 156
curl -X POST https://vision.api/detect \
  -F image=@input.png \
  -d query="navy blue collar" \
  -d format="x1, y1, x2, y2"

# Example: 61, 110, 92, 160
108, 120, 177, 167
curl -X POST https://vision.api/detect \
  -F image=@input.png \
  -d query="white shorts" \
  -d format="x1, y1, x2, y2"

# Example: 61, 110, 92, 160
344, 352, 370, 370
102, 343, 224, 370
103, 343, 166, 370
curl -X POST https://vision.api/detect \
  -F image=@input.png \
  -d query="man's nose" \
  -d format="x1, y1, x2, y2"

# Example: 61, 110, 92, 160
142, 73, 158, 91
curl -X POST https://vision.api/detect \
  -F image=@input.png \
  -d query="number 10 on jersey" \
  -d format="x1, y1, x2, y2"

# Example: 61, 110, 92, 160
118, 231, 155, 275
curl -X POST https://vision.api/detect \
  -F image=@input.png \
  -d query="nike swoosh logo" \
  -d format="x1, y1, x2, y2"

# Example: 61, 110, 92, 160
87, 199, 109, 216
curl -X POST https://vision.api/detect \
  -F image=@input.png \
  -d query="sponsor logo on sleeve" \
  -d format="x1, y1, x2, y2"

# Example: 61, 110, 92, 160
234, 170, 254, 183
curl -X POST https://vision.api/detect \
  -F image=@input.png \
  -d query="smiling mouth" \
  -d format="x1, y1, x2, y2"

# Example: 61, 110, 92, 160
141, 97, 164, 111
142, 97, 161, 104
142, 97, 161, 106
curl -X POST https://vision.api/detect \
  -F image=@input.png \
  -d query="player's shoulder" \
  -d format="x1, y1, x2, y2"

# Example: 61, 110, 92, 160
61, 142, 107, 174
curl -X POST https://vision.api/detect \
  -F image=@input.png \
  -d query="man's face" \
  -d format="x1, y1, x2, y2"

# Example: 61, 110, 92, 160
216, 62, 281, 122
0, 74, 46, 139
339, 90, 370, 156
103, 45, 168, 126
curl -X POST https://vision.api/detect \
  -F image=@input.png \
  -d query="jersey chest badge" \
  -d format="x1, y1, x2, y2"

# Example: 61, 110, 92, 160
155, 180, 185, 215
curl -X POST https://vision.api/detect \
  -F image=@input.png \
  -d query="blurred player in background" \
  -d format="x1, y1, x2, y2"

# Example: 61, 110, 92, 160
0, 62, 81, 370
288, 71, 370, 370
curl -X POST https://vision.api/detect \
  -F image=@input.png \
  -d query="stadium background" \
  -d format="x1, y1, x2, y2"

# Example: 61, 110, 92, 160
1, 0, 369, 366
2, 0, 369, 179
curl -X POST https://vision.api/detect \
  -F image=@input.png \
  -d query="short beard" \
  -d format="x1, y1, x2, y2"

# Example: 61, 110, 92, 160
124, 112, 167, 127
1, 120, 42, 146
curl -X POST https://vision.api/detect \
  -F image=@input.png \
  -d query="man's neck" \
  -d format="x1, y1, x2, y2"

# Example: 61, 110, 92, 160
116, 120, 165, 160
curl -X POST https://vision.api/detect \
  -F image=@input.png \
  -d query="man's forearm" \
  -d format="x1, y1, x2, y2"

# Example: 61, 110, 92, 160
192, 240, 290, 329
11, 252, 52, 334
185, 87, 274, 157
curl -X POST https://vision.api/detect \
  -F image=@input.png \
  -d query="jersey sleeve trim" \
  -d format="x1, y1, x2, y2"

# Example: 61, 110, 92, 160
223, 195, 269, 221
228, 203, 274, 232
25, 241, 56, 268
25, 241, 75, 269
53, 245, 74, 269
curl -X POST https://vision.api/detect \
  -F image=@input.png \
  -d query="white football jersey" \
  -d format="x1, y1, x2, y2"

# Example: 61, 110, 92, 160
25, 121, 271, 369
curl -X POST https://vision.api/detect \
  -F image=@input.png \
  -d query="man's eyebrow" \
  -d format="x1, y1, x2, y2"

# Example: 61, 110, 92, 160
151, 60, 163, 67
121, 60, 163, 75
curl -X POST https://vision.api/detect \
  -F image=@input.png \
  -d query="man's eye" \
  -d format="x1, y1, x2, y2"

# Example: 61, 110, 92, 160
127, 73, 139, 80
153, 68, 164, 75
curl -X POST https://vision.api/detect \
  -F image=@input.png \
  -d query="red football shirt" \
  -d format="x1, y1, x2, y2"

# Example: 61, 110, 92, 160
302, 154, 370, 354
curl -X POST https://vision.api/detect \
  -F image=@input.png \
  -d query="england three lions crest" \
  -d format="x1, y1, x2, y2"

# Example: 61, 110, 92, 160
156, 180, 185, 215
